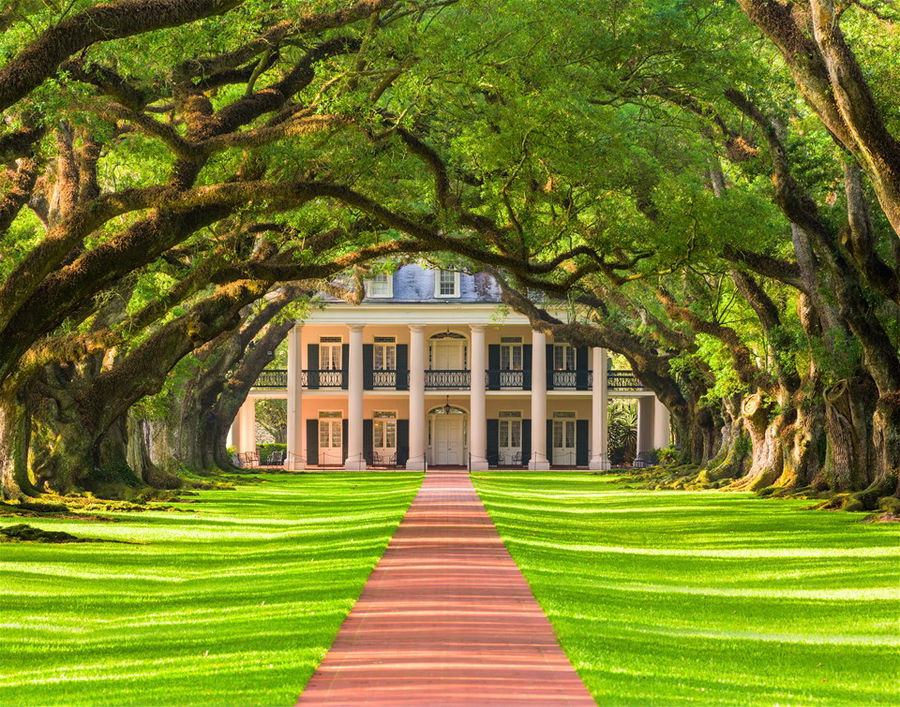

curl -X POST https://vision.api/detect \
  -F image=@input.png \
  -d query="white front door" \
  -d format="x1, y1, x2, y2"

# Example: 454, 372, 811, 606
319, 418, 343, 465
431, 415, 465, 465
431, 341, 464, 369
499, 419, 522, 465
552, 419, 576, 466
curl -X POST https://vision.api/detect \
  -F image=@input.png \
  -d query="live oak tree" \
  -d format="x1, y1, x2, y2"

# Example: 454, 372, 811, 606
0, 0, 896, 509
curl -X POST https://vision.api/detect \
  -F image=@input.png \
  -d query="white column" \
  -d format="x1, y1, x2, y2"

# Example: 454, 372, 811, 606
653, 396, 670, 449
344, 324, 366, 470
635, 396, 655, 467
407, 325, 427, 469
589, 347, 609, 470
469, 325, 488, 470
229, 415, 240, 452
285, 323, 304, 470
237, 398, 256, 454
528, 329, 550, 470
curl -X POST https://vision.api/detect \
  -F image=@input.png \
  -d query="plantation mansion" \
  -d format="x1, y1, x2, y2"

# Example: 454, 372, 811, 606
232, 265, 669, 470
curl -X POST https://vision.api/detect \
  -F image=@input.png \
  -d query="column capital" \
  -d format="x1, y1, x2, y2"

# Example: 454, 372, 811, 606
408, 324, 425, 332
346, 323, 365, 331
469, 324, 486, 332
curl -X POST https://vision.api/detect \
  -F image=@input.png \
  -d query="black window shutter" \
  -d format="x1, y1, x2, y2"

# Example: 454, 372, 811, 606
363, 344, 374, 389
486, 419, 499, 466
487, 345, 500, 390
546, 343, 555, 390
576, 346, 589, 390
342, 418, 348, 461
306, 419, 318, 465
523, 345, 532, 390
363, 419, 373, 465
307, 344, 319, 389
395, 345, 409, 390
396, 419, 409, 466
341, 344, 349, 389
576, 419, 589, 466
522, 419, 531, 466
547, 419, 554, 465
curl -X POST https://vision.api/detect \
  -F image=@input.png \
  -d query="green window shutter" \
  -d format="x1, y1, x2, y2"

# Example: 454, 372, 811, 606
576, 346, 589, 390
396, 345, 408, 390
522, 419, 531, 465
307, 344, 319, 389
576, 419, 589, 466
306, 419, 318, 465
547, 419, 554, 465
396, 420, 409, 466
523, 345, 532, 390
486, 419, 499, 466
488, 345, 500, 390
363, 344, 374, 389
363, 419, 373, 465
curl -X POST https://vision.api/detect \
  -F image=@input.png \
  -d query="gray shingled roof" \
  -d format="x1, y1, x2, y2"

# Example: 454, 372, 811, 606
321, 264, 502, 304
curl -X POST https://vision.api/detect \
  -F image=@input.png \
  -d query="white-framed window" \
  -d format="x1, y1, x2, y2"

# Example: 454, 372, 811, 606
366, 272, 393, 298
374, 336, 396, 371
498, 410, 522, 460
552, 411, 576, 451
373, 411, 397, 450
500, 336, 523, 370
320, 336, 342, 370
318, 411, 342, 445
553, 343, 576, 371
434, 269, 461, 298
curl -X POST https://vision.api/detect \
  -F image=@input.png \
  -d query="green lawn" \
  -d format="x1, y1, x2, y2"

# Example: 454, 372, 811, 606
0, 472, 422, 706
473, 472, 900, 705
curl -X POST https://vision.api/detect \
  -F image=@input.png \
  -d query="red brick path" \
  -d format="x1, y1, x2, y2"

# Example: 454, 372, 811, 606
298, 471, 594, 706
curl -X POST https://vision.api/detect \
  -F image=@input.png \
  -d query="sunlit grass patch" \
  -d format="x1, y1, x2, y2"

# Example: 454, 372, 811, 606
0, 472, 422, 706
473, 472, 900, 705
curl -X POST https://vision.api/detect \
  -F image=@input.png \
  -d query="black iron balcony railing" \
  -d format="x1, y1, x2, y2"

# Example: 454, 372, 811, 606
255, 369, 287, 387
253, 367, 646, 392
371, 369, 398, 389
303, 369, 343, 388
486, 369, 525, 389
607, 370, 644, 391
552, 370, 577, 389
425, 369, 470, 389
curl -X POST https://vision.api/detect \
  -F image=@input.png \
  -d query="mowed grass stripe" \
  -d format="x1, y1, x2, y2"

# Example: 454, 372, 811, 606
473, 472, 900, 705
0, 472, 422, 706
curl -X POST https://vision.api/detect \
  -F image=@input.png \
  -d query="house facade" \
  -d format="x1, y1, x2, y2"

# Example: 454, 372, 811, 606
232, 265, 669, 469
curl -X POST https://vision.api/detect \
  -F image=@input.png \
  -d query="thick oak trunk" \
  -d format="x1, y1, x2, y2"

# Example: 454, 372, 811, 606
818, 376, 877, 493
728, 393, 786, 492
697, 397, 750, 484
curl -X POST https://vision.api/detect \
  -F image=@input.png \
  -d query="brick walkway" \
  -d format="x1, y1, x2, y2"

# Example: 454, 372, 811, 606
298, 471, 594, 706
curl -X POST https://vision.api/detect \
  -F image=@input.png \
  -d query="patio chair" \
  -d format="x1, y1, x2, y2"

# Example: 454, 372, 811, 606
238, 451, 259, 469
266, 450, 286, 466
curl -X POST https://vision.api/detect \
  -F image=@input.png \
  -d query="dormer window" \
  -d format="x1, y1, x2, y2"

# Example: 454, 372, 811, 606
435, 269, 460, 298
366, 272, 392, 298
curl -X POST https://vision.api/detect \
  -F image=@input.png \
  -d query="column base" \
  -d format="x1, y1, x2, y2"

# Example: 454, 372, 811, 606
344, 456, 366, 471
469, 457, 490, 471
528, 456, 550, 470
406, 455, 426, 470
633, 452, 652, 468
284, 456, 305, 471
588, 455, 610, 471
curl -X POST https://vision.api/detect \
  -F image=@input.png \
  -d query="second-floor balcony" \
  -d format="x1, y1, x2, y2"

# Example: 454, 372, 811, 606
255, 368, 646, 392
425, 369, 470, 389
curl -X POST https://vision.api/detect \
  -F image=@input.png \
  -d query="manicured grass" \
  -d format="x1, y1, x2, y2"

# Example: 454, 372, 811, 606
0, 472, 422, 706
473, 472, 900, 705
